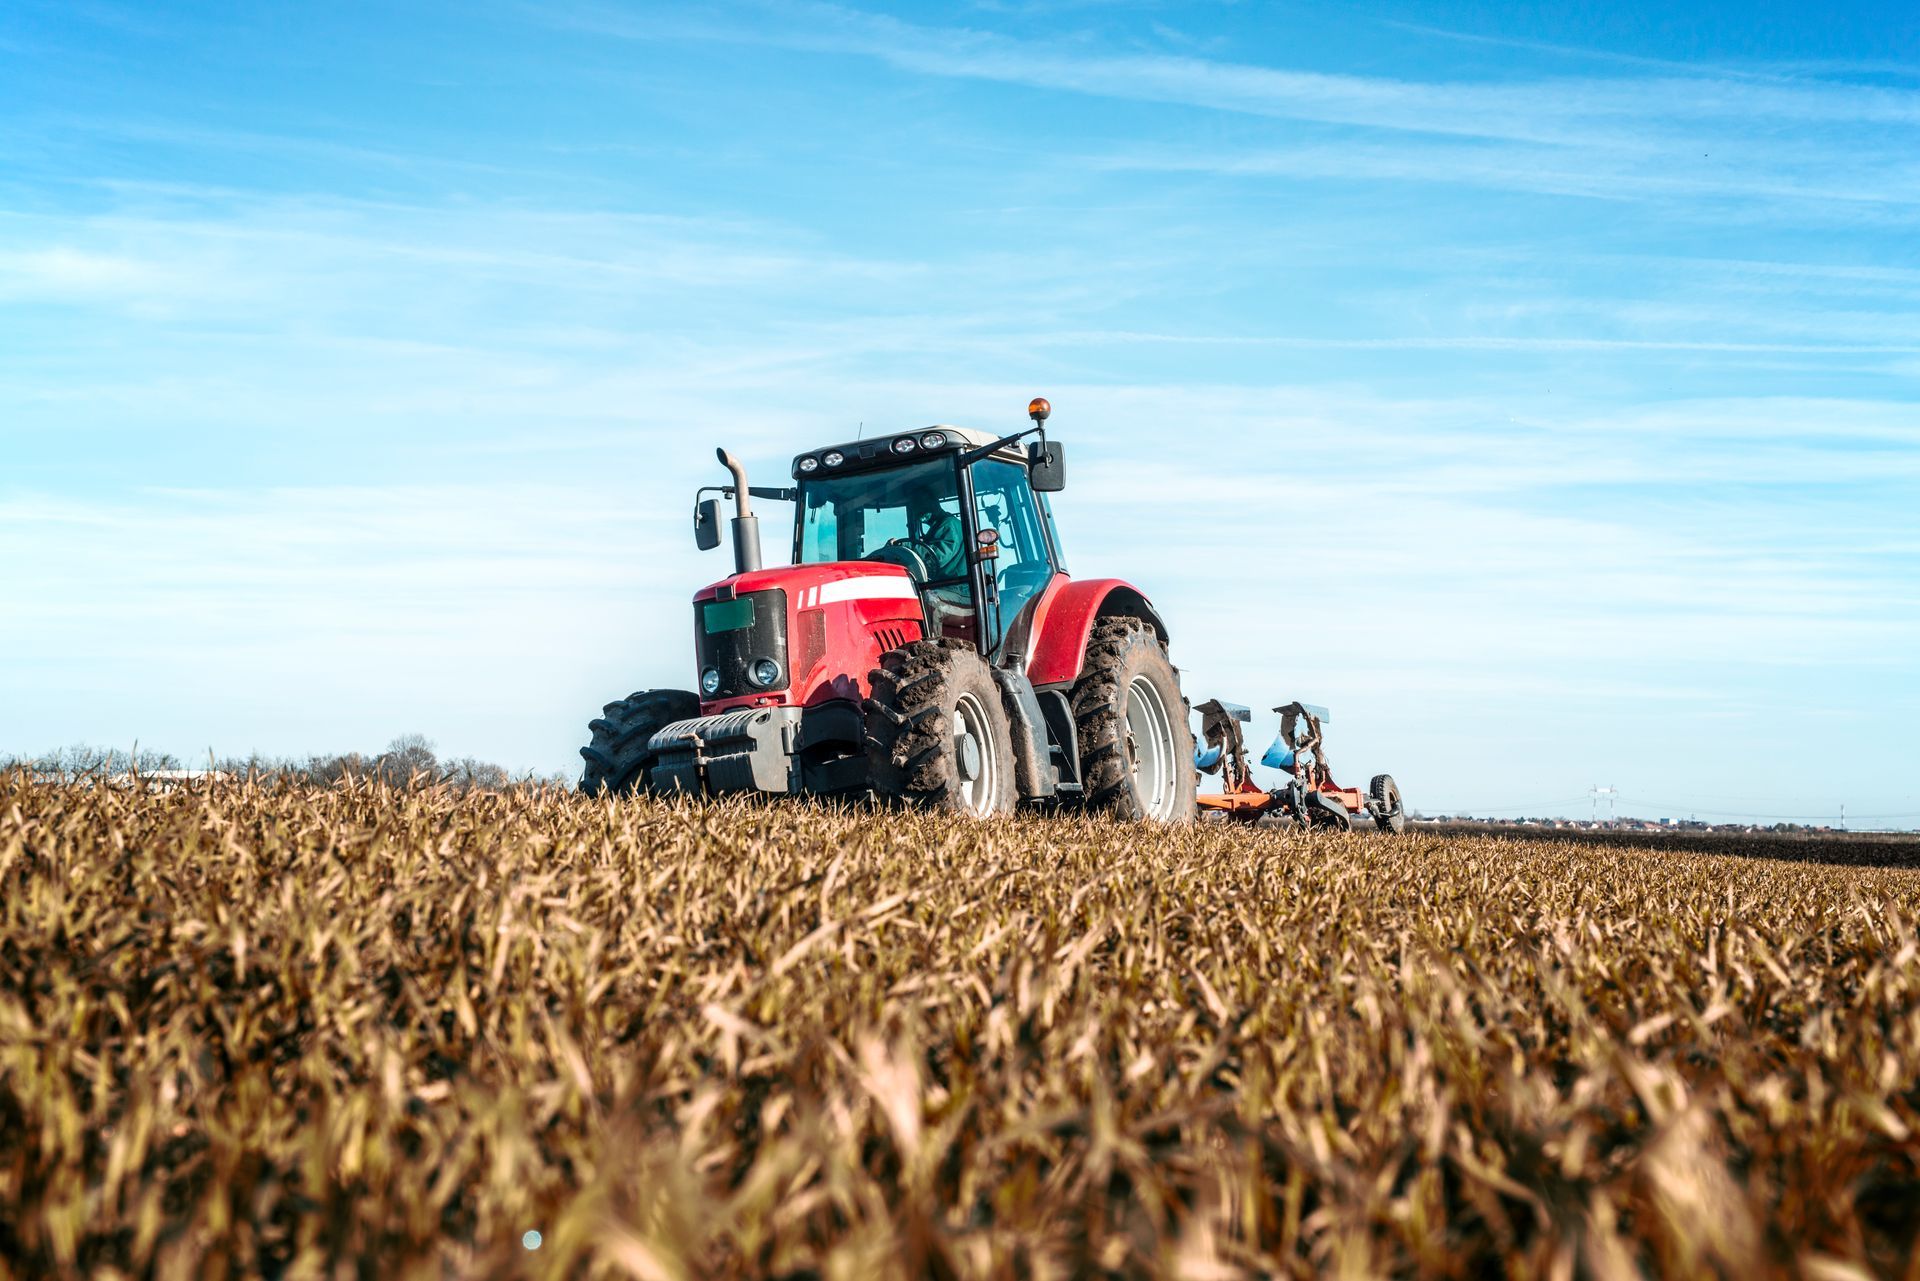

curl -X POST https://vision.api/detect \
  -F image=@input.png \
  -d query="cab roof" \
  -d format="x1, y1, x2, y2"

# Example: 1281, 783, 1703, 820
791, 424, 1028, 480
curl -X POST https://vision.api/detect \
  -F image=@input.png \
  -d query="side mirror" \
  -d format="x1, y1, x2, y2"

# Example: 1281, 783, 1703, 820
1028, 440, 1066, 492
694, 498, 722, 551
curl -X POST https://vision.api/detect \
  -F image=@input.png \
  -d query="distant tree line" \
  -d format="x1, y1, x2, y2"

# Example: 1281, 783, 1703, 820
4, 734, 564, 790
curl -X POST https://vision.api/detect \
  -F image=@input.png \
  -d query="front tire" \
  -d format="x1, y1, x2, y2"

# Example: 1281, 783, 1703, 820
864, 639, 1017, 816
579, 689, 700, 796
1069, 618, 1197, 823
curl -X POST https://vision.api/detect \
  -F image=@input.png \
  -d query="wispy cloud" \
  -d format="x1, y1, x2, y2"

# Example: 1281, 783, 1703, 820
1083, 138, 1920, 218
1373, 18, 1806, 82
562, 2, 1920, 219
572, 2, 1920, 135
0, 246, 182, 297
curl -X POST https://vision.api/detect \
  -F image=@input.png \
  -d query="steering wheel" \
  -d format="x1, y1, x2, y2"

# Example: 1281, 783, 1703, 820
862, 539, 931, 583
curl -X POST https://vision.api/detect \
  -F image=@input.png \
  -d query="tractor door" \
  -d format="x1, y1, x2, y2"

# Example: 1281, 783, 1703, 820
967, 458, 1059, 658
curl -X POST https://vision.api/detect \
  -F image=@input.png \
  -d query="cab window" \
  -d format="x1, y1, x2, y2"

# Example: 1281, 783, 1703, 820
970, 457, 1057, 647
797, 459, 959, 565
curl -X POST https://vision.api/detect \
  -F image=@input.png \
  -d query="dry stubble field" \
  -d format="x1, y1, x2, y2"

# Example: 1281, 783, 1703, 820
4, 773, 1919, 1280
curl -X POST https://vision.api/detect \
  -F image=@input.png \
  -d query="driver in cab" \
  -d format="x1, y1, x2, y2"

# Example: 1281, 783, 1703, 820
904, 481, 965, 582
898, 476, 973, 639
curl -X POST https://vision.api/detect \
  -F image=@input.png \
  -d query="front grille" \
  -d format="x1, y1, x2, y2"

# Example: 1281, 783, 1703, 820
694, 589, 789, 699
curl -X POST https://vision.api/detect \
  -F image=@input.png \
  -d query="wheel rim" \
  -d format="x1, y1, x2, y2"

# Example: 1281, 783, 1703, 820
953, 691, 1000, 815
1123, 675, 1179, 821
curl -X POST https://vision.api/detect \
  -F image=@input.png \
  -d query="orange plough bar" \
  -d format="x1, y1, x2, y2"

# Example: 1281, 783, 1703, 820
1196, 782, 1276, 817
1321, 786, 1366, 813
1196, 781, 1367, 820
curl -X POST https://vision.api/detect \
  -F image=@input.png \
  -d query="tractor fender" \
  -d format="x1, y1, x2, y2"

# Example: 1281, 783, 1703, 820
1024, 577, 1171, 688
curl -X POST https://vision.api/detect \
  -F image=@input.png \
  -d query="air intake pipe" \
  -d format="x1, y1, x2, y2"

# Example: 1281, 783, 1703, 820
716, 448, 762, 575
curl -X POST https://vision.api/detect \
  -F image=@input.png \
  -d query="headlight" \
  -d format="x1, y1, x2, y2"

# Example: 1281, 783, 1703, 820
700, 667, 721, 696
748, 657, 782, 688
892, 436, 917, 454
797, 456, 819, 473
823, 450, 845, 467
920, 431, 947, 449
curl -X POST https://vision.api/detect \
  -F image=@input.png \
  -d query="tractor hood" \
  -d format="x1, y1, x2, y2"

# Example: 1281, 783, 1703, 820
690, 561, 927, 712
692, 560, 919, 609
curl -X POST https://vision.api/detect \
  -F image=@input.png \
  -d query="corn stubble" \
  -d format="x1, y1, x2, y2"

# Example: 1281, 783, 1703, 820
3, 774, 1918, 1280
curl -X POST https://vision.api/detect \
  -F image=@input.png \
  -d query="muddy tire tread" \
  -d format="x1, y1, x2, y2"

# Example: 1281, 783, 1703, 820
578, 688, 700, 796
864, 639, 969, 806
864, 638, 1015, 814
1067, 617, 1196, 822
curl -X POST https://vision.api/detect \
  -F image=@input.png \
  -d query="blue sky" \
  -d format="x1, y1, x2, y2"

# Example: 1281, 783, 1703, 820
2, 1, 1916, 823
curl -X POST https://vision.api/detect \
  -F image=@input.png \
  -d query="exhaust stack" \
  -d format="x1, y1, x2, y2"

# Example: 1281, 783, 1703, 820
716, 448, 763, 575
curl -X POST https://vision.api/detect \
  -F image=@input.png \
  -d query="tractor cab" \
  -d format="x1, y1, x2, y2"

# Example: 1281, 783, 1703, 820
788, 422, 1066, 661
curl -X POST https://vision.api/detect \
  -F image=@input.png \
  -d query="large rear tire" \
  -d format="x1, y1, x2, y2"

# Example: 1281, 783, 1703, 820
1069, 618, 1197, 823
1369, 773, 1407, 834
579, 689, 700, 796
864, 639, 1017, 817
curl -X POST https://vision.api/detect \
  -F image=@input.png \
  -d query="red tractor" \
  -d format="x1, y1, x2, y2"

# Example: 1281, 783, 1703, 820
579, 399, 1196, 821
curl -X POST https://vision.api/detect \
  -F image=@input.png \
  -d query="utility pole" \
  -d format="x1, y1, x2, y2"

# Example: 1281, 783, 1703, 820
1590, 785, 1618, 824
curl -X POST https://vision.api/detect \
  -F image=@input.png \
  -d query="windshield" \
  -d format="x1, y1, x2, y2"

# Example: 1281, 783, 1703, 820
797, 458, 964, 578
